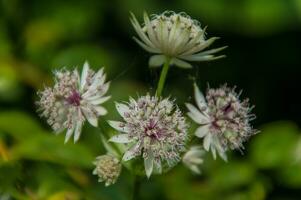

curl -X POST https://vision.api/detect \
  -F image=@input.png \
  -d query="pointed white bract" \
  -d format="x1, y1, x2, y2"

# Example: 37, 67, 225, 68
37, 62, 110, 143
182, 146, 205, 174
93, 154, 122, 186
109, 95, 188, 178
186, 84, 257, 161
131, 11, 226, 68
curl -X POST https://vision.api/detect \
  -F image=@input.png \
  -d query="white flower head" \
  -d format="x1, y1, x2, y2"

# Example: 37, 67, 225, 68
93, 154, 122, 186
131, 11, 226, 69
186, 84, 257, 161
109, 94, 188, 178
182, 145, 205, 174
37, 62, 110, 143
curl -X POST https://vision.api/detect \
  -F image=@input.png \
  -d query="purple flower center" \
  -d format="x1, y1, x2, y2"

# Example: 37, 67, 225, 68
66, 90, 81, 106
144, 119, 163, 140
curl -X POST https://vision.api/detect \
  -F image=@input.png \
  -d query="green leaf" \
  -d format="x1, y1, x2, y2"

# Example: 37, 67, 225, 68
249, 121, 299, 169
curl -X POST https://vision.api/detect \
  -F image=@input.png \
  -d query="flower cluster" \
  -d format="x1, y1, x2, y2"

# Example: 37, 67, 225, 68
186, 84, 257, 160
37, 62, 110, 143
131, 11, 226, 68
109, 95, 188, 177
93, 155, 122, 186
36, 10, 257, 188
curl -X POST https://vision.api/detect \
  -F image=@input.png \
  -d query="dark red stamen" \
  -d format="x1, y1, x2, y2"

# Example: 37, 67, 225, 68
66, 90, 81, 106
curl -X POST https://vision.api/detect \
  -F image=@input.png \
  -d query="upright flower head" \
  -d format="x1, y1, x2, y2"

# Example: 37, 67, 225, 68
109, 95, 188, 178
186, 84, 257, 161
93, 154, 122, 186
131, 11, 226, 69
37, 62, 110, 143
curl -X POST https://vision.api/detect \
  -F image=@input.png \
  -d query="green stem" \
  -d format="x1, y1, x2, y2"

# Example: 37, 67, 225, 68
132, 175, 141, 200
156, 57, 171, 97
98, 123, 122, 156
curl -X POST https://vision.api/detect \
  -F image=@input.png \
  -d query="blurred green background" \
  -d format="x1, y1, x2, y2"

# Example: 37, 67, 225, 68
0, 0, 301, 199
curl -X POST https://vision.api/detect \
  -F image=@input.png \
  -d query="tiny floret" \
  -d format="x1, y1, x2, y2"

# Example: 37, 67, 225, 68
93, 154, 122, 186
186, 84, 257, 161
131, 11, 226, 69
37, 62, 110, 143
109, 95, 188, 178
182, 146, 205, 174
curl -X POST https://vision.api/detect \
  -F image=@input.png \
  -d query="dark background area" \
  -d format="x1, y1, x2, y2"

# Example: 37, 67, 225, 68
0, 0, 301, 199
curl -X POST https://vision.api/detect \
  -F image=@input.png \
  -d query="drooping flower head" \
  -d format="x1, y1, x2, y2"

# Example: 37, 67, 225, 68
186, 84, 257, 161
182, 146, 205, 174
109, 95, 188, 178
131, 11, 226, 68
93, 154, 122, 186
37, 62, 110, 143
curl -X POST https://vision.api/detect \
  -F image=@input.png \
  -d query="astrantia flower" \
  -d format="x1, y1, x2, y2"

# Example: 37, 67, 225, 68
93, 154, 122, 186
182, 146, 205, 174
109, 95, 188, 178
186, 84, 257, 161
131, 11, 226, 69
37, 62, 110, 143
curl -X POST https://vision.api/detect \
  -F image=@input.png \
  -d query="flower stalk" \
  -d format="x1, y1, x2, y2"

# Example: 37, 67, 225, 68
156, 57, 171, 97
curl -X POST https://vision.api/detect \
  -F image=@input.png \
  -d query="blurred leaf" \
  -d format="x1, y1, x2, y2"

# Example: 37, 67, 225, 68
47, 191, 80, 200
31, 164, 81, 199
11, 135, 94, 168
51, 45, 117, 73
182, 0, 297, 35
250, 121, 299, 169
0, 111, 94, 167
0, 61, 23, 101
0, 111, 43, 140
277, 163, 301, 188
0, 21, 12, 58
209, 161, 256, 191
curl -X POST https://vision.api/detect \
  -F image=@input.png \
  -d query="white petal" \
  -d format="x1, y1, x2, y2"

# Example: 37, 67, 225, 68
211, 146, 217, 160
190, 165, 201, 174
143, 12, 160, 48
193, 83, 208, 111
213, 138, 228, 161
144, 151, 154, 178
180, 37, 219, 56
107, 120, 128, 133
64, 126, 75, 143
219, 151, 228, 162
94, 106, 107, 116
149, 55, 165, 67
115, 102, 130, 118
109, 134, 132, 143
89, 96, 111, 105
133, 37, 161, 54
130, 13, 156, 48
82, 82, 110, 99
186, 46, 228, 58
82, 107, 98, 127
179, 28, 205, 54
86, 68, 105, 92
172, 28, 191, 55
73, 121, 83, 142
203, 134, 212, 151
195, 125, 210, 138
80, 61, 90, 91
181, 54, 226, 62
122, 143, 140, 161
171, 58, 192, 69
186, 103, 210, 124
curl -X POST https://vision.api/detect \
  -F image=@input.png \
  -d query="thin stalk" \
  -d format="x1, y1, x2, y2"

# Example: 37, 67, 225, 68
132, 175, 141, 200
156, 57, 171, 97
98, 122, 122, 156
